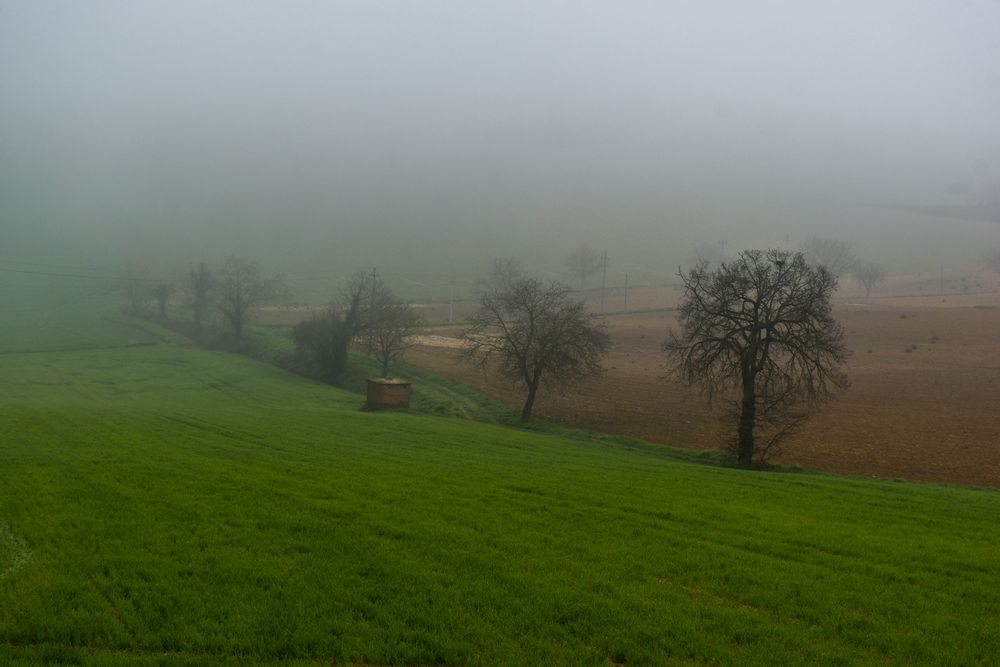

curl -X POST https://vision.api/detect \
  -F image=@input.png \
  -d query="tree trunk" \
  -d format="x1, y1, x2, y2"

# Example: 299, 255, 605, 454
737, 368, 756, 467
521, 377, 541, 421
381, 355, 390, 377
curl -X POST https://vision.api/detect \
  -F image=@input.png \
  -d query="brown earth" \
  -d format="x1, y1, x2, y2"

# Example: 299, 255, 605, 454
405, 288, 1000, 488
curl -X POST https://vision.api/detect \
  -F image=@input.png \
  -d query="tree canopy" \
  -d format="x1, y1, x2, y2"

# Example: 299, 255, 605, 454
462, 275, 610, 421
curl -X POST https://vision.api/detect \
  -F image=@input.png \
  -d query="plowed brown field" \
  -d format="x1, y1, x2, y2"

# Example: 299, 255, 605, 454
405, 290, 1000, 488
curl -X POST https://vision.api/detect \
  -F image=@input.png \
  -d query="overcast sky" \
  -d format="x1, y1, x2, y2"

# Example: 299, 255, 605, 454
2, 1, 999, 277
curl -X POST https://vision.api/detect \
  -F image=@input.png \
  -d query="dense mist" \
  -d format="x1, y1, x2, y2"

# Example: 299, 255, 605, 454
3, 1, 999, 294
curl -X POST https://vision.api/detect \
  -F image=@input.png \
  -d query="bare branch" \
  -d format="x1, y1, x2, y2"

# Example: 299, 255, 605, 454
462, 274, 610, 420
850, 260, 886, 298
664, 249, 849, 467
565, 243, 603, 289
802, 236, 856, 279
217, 256, 285, 341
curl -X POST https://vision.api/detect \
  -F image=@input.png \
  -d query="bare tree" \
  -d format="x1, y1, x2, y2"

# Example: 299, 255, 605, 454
366, 277, 420, 377
186, 261, 213, 332
153, 283, 174, 320
566, 243, 603, 289
292, 278, 366, 384
802, 236, 856, 279
851, 260, 886, 298
664, 249, 849, 467
217, 256, 285, 340
462, 275, 610, 421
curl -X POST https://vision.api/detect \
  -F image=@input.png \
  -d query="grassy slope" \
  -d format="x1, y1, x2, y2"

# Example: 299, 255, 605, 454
1, 287, 999, 665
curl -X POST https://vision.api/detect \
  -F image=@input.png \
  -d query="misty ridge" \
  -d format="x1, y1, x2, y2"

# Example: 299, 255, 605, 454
2, 0, 999, 296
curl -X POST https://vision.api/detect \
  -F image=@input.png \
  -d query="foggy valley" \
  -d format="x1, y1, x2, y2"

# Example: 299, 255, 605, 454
2, 2, 1000, 665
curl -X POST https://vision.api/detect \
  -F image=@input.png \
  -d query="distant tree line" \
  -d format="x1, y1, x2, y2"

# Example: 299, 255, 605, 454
119, 257, 420, 385
115, 241, 877, 470
799, 236, 889, 298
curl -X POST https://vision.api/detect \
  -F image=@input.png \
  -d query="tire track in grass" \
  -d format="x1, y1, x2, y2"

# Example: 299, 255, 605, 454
87, 576, 139, 651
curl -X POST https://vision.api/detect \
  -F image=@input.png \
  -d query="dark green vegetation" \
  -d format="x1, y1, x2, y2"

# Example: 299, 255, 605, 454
2, 283, 999, 665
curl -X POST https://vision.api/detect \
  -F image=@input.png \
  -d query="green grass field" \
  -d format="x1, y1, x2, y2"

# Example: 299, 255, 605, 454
2, 284, 999, 665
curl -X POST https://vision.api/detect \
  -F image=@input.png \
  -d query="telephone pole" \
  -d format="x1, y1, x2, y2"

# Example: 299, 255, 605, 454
624, 272, 629, 312
600, 251, 608, 312
448, 276, 455, 325
368, 267, 377, 352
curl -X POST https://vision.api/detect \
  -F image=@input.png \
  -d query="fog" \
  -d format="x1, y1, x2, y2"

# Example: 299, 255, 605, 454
3, 1, 999, 293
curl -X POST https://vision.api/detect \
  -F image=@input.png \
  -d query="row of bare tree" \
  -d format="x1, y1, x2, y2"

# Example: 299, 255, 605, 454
122, 256, 285, 340
123, 258, 421, 382
122, 248, 857, 470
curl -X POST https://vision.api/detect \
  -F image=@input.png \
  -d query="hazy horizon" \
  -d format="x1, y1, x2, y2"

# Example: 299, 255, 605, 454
3, 1, 999, 293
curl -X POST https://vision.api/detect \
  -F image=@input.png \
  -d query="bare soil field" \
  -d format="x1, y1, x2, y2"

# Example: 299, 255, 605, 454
405, 286, 1000, 488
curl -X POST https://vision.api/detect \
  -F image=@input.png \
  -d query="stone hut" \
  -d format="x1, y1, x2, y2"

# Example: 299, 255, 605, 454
365, 378, 412, 409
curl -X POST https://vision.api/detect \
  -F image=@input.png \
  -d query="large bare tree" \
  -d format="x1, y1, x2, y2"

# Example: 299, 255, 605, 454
462, 275, 610, 421
664, 249, 849, 467
217, 256, 284, 341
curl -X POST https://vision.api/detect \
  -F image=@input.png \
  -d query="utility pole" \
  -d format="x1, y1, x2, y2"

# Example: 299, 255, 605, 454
718, 239, 727, 261
940, 263, 945, 298
368, 267, 377, 353
624, 272, 629, 312
600, 251, 608, 312
448, 276, 454, 325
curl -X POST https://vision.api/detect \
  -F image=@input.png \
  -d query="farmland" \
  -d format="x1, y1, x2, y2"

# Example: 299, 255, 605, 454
406, 277, 1000, 488
2, 284, 1000, 664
